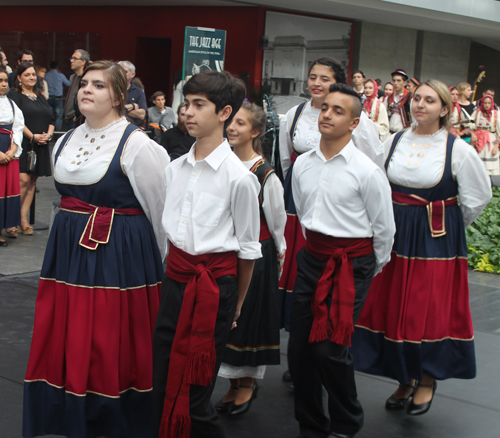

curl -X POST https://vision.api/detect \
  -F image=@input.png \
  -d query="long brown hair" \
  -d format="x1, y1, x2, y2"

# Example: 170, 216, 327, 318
240, 101, 266, 156
82, 60, 127, 116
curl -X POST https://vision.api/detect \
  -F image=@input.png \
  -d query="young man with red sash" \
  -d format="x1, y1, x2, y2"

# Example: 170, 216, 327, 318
385, 68, 412, 134
153, 71, 261, 438
289, 83, 395, 438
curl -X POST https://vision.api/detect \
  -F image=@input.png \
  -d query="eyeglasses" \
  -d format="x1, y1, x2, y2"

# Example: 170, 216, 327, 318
70, 57, 82, 61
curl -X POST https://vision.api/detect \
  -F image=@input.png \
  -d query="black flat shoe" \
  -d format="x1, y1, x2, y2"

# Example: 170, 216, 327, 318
0, 240, 8, 247
385, 383, 416, 410
282, 370, 292, 383
215, 386, 238, 413
406, 381, 437, 416
228, 382, 259, 416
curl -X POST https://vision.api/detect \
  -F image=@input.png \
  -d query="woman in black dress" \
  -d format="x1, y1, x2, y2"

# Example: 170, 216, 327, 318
8, 62, 54, 234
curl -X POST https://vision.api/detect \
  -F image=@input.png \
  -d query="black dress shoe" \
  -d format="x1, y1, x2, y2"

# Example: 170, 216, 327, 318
215, 386, 238, 413
0, 240, 8, 247
228, 382, 259, 416
406, 381, 437, 416
385, 384, 416, 410
282, 369, 292, 383
328, 432, 354, 438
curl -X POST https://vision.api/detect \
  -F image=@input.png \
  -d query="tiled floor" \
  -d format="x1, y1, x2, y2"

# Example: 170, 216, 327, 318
1, 175, 500, 437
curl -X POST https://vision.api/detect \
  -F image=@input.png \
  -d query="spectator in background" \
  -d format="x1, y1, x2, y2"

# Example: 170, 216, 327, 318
63, 49, 90, 130
147, 91, 175, 143
0, 50, 9, 73
160, 103, 195, 160
8, 62, 54, 235
45, 61, 70, 131
118, 61, 147, 127
352, 70, 366, 97
35, 65, 49, 99
8, 50, 40, 88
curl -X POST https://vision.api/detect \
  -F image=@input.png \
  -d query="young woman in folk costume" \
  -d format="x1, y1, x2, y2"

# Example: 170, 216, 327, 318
351, 80, 491, 416
0, 66, 24, 245
381, 82, 394, 104
278, 57, 382, 333
472, 94, 500, 175
363, 79, 390, 141
23, 61, 169, 438
216, 101, 286, 415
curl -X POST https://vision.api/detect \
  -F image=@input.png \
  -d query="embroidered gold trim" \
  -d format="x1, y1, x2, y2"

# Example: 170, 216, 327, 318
120, 127, 143, 176
54, 124, 127, 186
387, 130, 447, 189
354, 325, 474, 342
24, 379, 152, 398
39, 277, 161, 291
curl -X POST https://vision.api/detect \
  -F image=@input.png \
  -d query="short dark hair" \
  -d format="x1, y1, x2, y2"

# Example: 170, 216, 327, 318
308, 57, 346, 85
352, 70, 365, 78
50, 61, 58, 69
0, 66, 7, 75
485, 88, 495, 94
328, 83, 362, 118
18, 50, 34, 62
150, 91, 165, 101
183, 71, 246, 127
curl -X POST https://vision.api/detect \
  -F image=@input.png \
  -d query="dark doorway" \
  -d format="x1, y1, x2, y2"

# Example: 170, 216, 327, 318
135, 37, 172, 105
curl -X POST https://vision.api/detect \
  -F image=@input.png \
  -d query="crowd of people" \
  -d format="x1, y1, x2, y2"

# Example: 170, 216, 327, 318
0, 45, 494, 438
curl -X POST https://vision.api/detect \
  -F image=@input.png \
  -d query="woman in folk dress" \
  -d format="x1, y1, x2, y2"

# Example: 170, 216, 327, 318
363, 79, 389, 141
472, 94, 500, 175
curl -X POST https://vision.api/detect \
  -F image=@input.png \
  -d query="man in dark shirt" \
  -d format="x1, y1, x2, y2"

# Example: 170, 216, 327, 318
160, 103, 195, 160
118, 60, 147, 126
63, 49, 90, 129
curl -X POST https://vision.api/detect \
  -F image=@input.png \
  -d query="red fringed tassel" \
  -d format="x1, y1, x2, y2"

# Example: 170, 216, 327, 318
330, 320, 354, 347
309, 318, 330, 343
186, 352, 216, 386
171, 414, 191, 438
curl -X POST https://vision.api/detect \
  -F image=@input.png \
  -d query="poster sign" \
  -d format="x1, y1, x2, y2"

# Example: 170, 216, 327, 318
183, 26, 226, 80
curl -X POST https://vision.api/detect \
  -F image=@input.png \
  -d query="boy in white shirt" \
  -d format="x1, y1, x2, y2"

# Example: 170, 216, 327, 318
289, 83, 395, 438
153, 71, 261, 438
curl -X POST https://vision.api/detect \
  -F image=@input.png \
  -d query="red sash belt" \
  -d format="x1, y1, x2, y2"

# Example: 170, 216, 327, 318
305, 230, 373, 347
260, 215, 272, 241
59, 196, 144, 250
474, 130, 492, 153
392, 192, 458, 238
160, 245, 238, 438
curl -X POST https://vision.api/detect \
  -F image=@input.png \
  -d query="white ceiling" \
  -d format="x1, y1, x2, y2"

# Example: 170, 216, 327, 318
2, 0, 500, 51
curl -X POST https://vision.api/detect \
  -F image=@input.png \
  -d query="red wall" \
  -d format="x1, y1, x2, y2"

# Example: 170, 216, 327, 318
0, 6, 266, 90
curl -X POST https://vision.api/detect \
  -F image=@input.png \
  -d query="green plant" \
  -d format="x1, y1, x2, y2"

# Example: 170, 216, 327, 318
466, 186, 500, 273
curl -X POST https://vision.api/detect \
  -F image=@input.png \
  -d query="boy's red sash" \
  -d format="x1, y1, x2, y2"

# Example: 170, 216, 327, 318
305, 230, 373, 347
160, 245, 238, 438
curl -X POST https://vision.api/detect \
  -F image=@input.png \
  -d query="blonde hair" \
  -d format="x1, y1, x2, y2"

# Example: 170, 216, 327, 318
414, 79, 452, 129
457, 82, 471, 96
